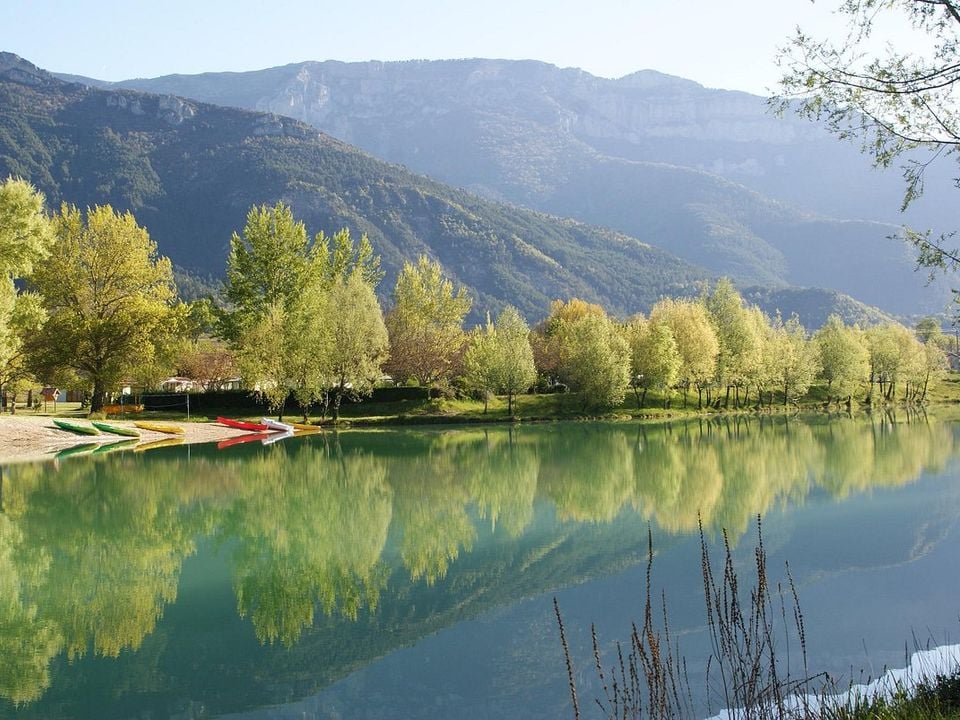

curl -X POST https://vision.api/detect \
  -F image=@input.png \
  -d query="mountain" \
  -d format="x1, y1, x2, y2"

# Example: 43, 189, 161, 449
88, 58, 954, 316
0, 53, 707, 323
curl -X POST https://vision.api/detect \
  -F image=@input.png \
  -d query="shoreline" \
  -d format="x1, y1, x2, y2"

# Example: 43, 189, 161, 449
2, 400, 956, 466
0, 415, 254, 465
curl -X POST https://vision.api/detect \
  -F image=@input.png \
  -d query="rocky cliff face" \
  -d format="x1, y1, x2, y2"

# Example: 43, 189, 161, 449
245, 60, 806, 147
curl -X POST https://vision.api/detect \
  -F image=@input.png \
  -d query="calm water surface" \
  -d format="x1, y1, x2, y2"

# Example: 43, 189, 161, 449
1, 416, 959, 719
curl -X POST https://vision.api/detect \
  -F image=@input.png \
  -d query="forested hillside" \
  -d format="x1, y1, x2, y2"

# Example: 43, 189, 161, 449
0, 53, 704, 323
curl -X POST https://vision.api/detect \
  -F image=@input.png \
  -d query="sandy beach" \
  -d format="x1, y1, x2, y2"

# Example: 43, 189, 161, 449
0, 415, 253, 464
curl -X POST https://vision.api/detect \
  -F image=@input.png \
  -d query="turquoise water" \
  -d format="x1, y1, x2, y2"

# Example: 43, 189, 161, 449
0, 416, 958, 719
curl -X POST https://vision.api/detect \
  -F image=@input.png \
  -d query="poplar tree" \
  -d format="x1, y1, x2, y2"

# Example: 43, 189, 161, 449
626, 314, 681, 408
814, 315, 869, 406
649, 298, 719, 408
385, 256, 471, 388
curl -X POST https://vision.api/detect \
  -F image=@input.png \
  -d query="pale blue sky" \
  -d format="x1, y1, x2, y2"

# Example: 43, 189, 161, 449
0, 0, 924, 94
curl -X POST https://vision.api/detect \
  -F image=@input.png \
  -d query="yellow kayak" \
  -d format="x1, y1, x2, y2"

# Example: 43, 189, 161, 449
134, 437, 185, 452
134, 421, 185, 435
289, 422, 321, 433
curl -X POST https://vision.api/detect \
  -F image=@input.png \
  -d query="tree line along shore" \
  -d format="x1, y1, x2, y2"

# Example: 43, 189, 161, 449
0, 177, 953, 423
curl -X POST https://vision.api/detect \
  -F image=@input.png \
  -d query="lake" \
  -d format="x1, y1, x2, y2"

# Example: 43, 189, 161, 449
1, 414, 958, 719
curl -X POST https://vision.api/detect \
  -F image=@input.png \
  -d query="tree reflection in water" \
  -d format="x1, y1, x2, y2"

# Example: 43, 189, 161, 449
0, 414, 955, 706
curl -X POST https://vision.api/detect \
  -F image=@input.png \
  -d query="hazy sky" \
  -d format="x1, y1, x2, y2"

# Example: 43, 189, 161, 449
0, 0, 925, 94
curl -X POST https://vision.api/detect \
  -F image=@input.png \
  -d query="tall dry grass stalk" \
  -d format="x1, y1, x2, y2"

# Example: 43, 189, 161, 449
557, 516, 825, 720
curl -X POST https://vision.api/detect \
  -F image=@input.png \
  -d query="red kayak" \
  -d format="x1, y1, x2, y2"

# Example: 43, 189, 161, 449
216, 416, 269, 432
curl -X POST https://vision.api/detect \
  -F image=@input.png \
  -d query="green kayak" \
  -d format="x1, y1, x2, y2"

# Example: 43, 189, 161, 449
91, 421, 140, 438
53, 419, 101, 436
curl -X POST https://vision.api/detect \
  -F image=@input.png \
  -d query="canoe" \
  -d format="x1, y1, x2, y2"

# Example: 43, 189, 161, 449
217, 432, 272, 450
289, 421, 321, 433
133, 437, 185, 452
134, 421, 185, 435
262, 430, 294, 446
53, 419, 101, 436
262, 417, 294, 433
55, 442, 99, 458
92, 421, 141, 438
217, 416, 269, 432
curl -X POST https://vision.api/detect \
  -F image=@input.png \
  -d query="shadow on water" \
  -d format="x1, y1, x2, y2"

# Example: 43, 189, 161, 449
0, 414, 957, 717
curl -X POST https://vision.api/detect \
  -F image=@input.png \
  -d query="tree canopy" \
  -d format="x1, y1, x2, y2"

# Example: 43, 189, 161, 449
28, 204, 180, 412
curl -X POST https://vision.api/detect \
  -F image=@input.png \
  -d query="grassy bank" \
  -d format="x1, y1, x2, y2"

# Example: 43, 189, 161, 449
6, 373, 960, 428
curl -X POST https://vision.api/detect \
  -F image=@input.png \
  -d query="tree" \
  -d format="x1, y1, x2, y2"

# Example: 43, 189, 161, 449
222, 202, 313, 340
0, 178, 52, 411
626, 314, 681, 408
649, 298, 719, 408
704, 278, 763, 408
814, 315, 870, 405
28, 205, 180, 413
177, 338, 238, 391
492, 306, 537, 415
461, 317, 500, 413
0, 177, 52, 279
384, 256, 471, 388
776, 0, 960, 270
556, 312, 632, 409
767, 315, 820, 406
324, 274, 389, 421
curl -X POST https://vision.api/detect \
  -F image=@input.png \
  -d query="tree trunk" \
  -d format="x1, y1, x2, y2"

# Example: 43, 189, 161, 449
697, 387, 703, 410
632, 383, 641, 407
742, 388, 749, 407
91, 378, 105, 413
508, 392, 514, 416
783, 381, 789, 407
332, 383, 343, 421
641, 388, 648, 408
724, 385, 731, 409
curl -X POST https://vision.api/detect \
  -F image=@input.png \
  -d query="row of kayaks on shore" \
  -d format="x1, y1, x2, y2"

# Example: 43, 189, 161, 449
49, 416, 321, 459
216, 416, 319, 434
52, 419, 186, 437
50, 419, 187, 458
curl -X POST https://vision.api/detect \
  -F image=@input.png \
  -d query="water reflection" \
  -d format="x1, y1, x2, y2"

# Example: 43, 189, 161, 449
0, 415, 955, 711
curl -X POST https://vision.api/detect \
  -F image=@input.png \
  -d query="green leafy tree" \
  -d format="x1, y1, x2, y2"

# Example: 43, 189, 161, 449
235, 302, 292, 415
0, 178, 52, 411
626, 314, 681, 408
222, 202, 313, 340
492, 306, 537, 415
325, 274, 389, 421
768, 315, 820, 406
776, 0, 960, 270
814, 315, 870, 405
384, 256, 471, 388
704, 278, 763, 408
0, 177, 52, 279
556, 312, 632, 409
462, 317, 500, 413
649, 298, 719, 408
28, 205, 180, 412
